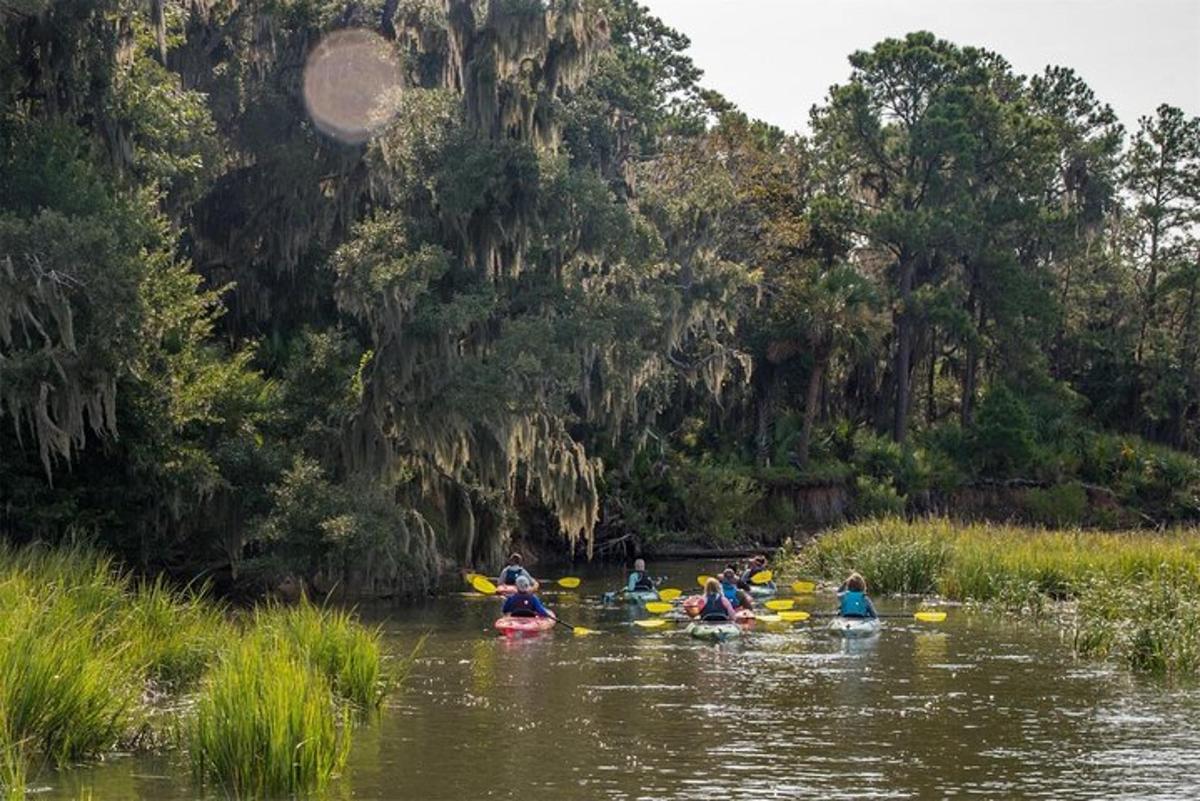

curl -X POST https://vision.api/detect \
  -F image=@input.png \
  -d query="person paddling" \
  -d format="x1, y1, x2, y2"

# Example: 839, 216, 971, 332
720, 568, 754, 609
497, 553, 538, 592
740, 555, 769, 588
836, 572, 878, 619
699, 577, 738, 621
501, 576, 553, 618
626, 558, 656, 593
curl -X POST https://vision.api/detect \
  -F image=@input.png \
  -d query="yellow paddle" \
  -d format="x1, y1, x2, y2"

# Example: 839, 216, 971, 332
471, 575, 499, 594
552, 617, 599, 636
644, 601, 674, 614
750, 570, 774, 584
539, 577, 582, 589
633, 619, 671, 629
696, 575, 713, 587
913, 611, 947, 623
791, 580, 816, 594
752, 612, 783, 623
658, 588, 682, 601
765, 599, 794, 611
779, 610, 811, 622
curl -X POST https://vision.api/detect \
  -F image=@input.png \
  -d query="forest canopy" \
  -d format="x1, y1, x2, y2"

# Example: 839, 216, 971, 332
1, 1, 1198, 594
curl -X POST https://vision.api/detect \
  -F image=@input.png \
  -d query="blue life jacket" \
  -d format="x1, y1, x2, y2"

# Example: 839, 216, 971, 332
840, 590, 870, 617
721, 580, 738, 602
502, 566, 523, 585
701, 593, 731, 621
505, 593, 538, 617
630, 570, 655, 591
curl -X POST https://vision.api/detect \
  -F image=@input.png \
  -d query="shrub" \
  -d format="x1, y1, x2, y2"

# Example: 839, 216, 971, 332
1022, 482, 1089, 528
851, 476, 906, 519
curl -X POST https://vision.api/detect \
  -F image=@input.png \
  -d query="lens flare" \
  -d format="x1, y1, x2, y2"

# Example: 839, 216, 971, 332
302, 28, 401, 144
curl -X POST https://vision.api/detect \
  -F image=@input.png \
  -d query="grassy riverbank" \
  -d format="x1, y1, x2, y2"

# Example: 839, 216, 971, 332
789, 519, 1200, 674
0, 544, 400, 800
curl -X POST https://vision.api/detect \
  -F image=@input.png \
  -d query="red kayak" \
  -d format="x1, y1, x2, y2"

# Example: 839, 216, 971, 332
683, 596, 756, 624
495, 584, 520, 596
494, 614, 556, 635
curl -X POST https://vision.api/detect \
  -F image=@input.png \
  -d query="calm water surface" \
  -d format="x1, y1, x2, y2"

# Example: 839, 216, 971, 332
43, 561, 1200, 800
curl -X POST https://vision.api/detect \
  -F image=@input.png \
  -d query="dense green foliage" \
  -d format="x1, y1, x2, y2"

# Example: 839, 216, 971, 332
791, 519, 1200, 674
0, 544, 391, 799
1, 3, 1198, 584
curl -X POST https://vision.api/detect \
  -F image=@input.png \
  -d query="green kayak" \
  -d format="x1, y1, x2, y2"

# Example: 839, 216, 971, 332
686, 620, 742, 642
748, 582, 777, 598
624, 589, 660, 604
829, 616, 881, 638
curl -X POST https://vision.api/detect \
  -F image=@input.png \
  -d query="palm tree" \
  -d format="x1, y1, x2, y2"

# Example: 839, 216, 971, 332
767, 261, 878, 468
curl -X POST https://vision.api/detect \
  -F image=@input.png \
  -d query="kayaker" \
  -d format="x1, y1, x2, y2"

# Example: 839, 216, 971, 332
501, 576, 553, 618
626, 558, 656, 593
837, 572, 878, 619
497, 553, 538, 592
699, 577, 738, 621
720, 568, 754, 609
740, 555, 769, 587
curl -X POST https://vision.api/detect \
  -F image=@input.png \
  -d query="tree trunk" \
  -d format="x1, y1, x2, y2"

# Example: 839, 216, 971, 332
926, 328, 937, 425
962, 295, 980, 427
893, 255, 916, 443
754, 363, 778, 467
1175, 259, 1199, 447
797, 358, 825, 469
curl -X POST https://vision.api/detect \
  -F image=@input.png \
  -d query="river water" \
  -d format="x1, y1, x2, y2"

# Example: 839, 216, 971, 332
42, 561, 1200, 800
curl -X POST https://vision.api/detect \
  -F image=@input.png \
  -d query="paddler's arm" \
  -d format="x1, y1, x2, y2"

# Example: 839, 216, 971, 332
531, 596, 552, 618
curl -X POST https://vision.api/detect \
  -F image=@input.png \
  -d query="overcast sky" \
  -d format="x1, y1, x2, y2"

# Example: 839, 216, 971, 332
639, 0, 1200, 134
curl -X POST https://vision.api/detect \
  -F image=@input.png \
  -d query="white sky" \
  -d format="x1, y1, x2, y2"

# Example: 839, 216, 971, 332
640, 0, 1200, 134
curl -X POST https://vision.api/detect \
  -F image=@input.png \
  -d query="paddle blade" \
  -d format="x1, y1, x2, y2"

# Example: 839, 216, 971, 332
696, 575, 713, 587
471, 575, 498, 595
658, 588, 682, 601
765, 599, 794, 611
633, 619, 670, 629
779, 611, 811, 622
644, 601, 674, 614
914, 611, 947, 623
556, 577, 581, 589
751, 570, 774, 585
791, 581, 816, 594
465, 572, 482, 584
754, 613, 783, 623
571, 626, 598, 636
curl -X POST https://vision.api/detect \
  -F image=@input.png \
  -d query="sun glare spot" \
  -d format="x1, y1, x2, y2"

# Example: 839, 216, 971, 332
302, 28, 401, 144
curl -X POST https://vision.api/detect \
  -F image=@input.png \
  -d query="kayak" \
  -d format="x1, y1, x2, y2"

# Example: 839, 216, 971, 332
686, 620, 742, 641
682, 596, 756, 618
828, 616, 881, 638
495, 584, 519, 596
748, 582, 777, 598
733, 609, 757, 625
494, 614, 556, 635
625, 589, 660, 604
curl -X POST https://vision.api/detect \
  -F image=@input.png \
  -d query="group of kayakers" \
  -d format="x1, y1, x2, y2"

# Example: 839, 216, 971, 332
491, 551, 878, 626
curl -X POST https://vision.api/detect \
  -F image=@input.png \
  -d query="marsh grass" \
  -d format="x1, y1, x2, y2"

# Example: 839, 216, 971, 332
0, 543, 393, 798
795, 518, 1200, 601
792, 518, 1200, 674
189, 637, 350, 798
1074, 570, 1200, 675
253, 599, 386, 709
